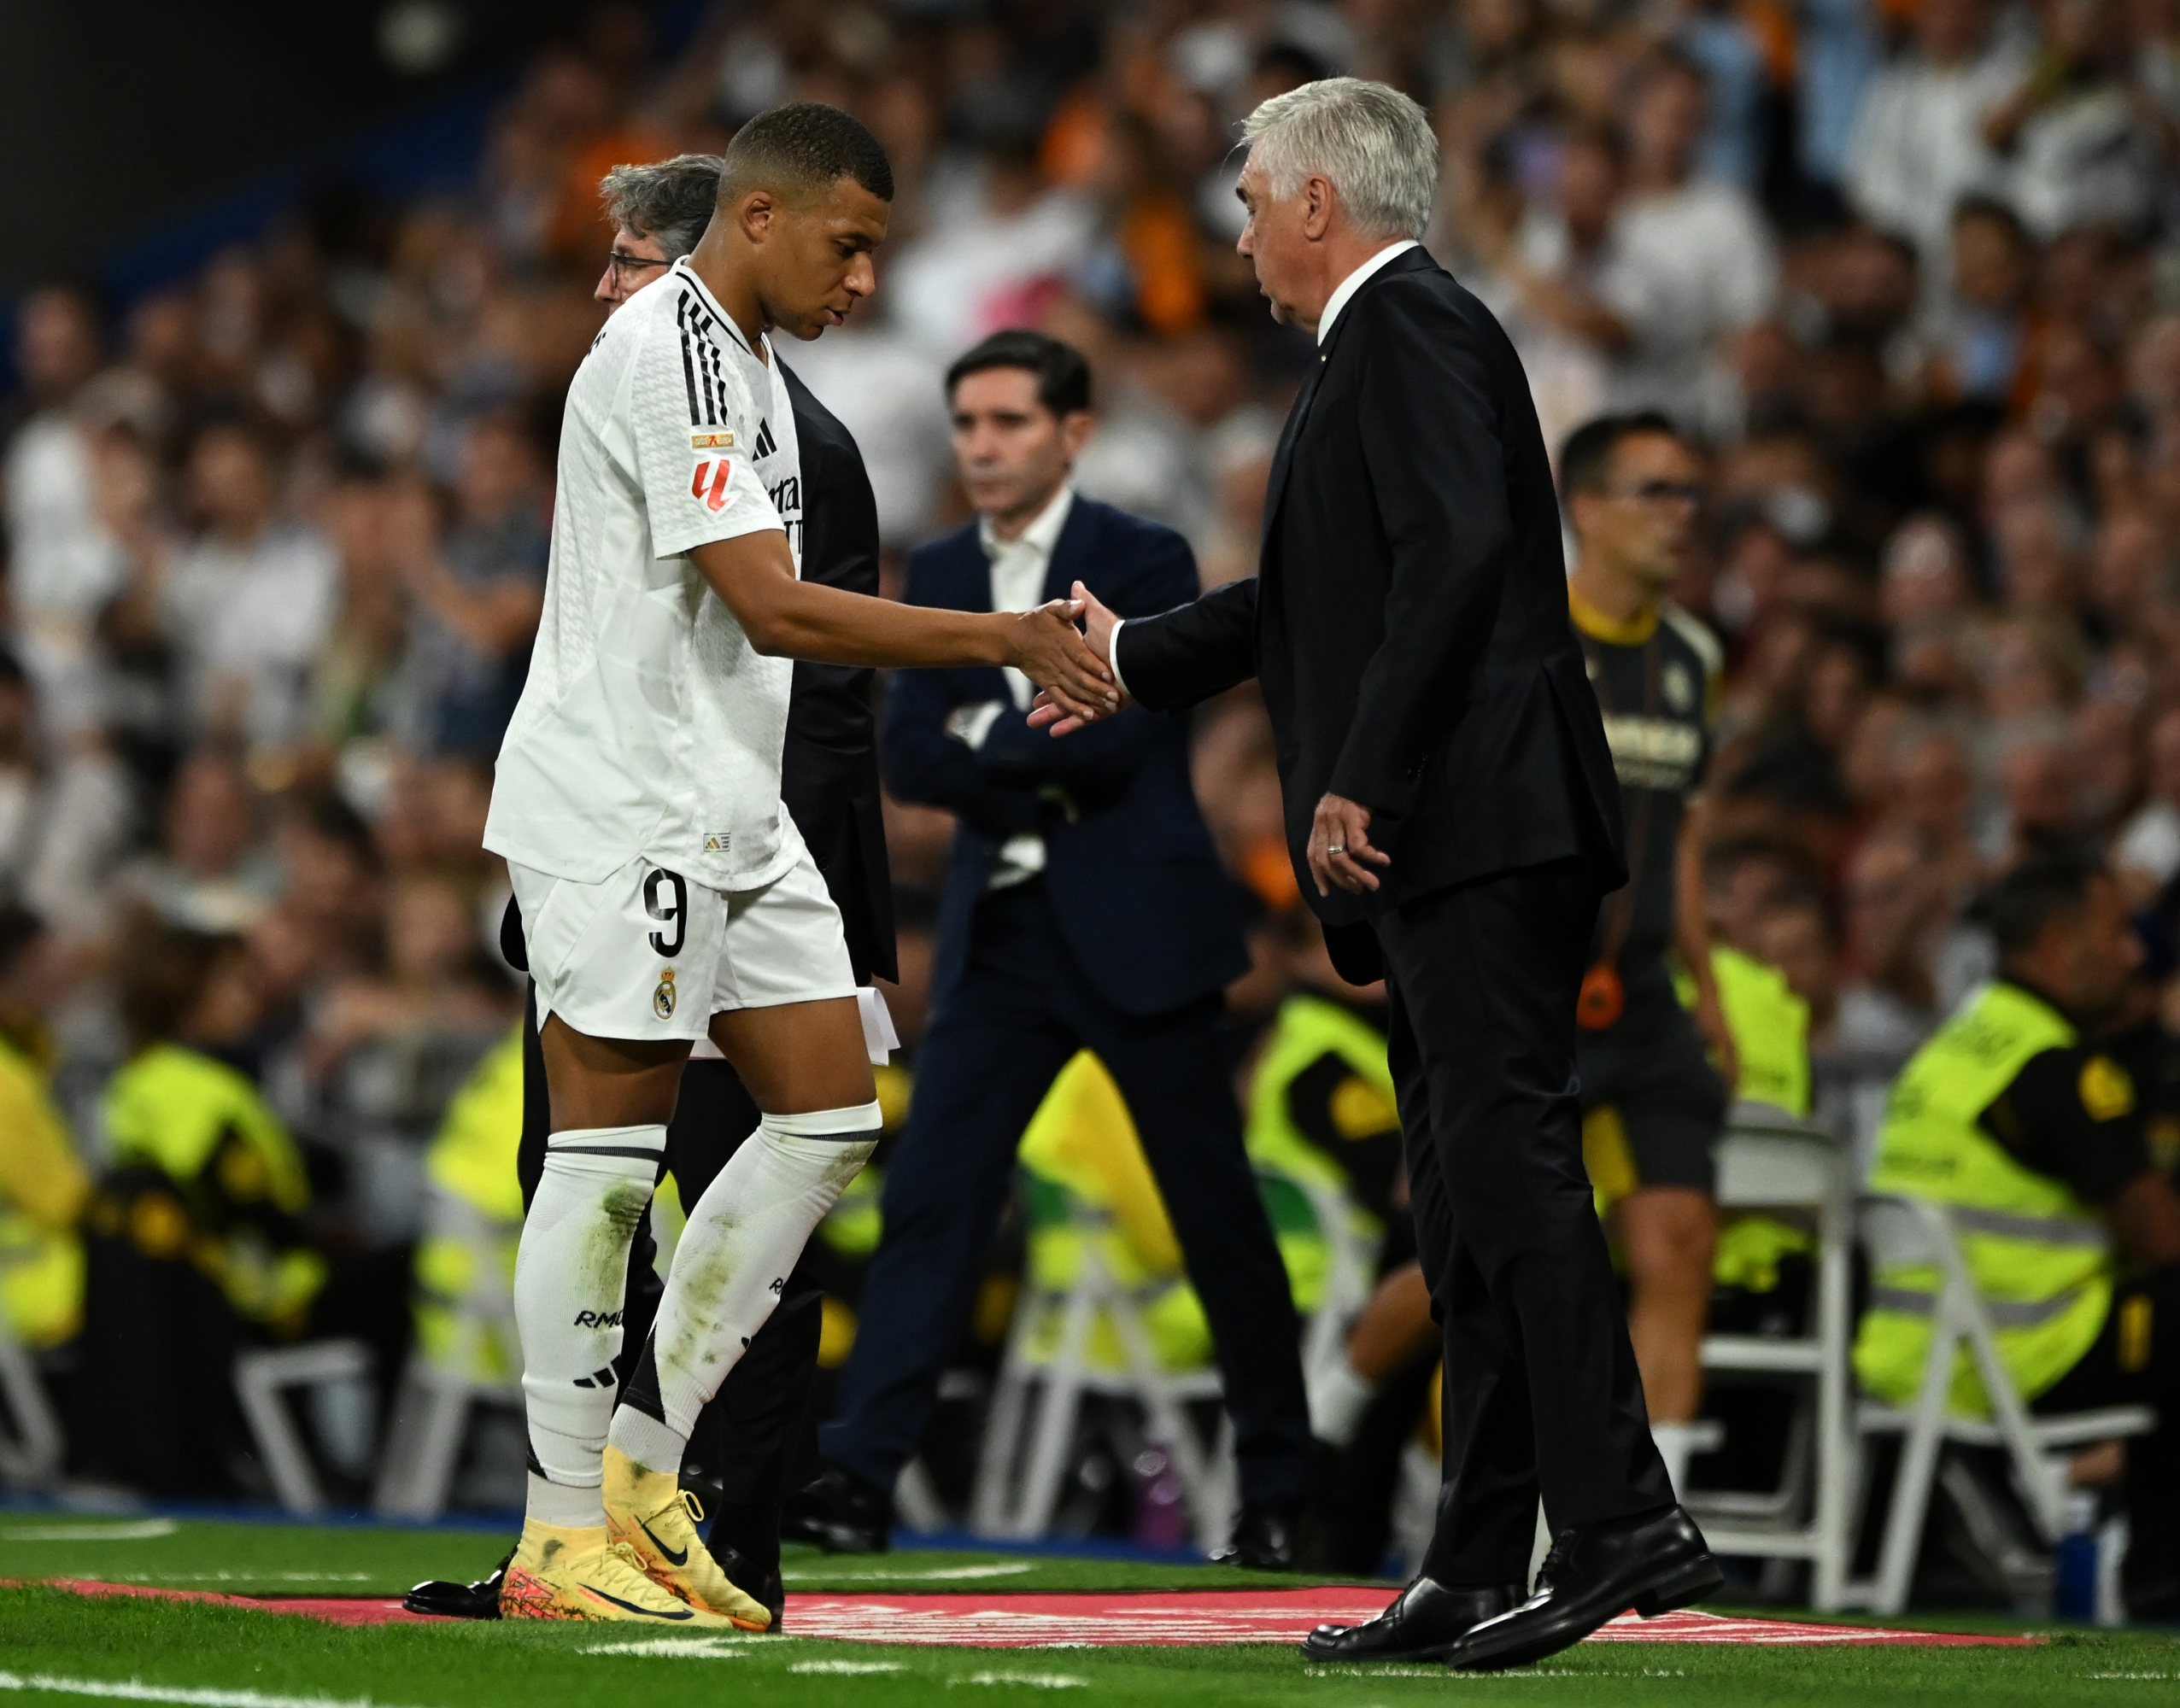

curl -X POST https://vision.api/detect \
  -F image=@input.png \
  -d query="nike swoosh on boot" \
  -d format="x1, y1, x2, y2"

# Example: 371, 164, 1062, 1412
638, 1518, 689, 1568
582, 1586, 695, 1619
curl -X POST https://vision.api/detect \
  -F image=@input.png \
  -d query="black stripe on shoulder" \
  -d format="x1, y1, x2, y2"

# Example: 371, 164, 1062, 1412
675, 292, 707, 426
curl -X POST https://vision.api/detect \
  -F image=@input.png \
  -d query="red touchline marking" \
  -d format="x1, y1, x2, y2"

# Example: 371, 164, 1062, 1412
25, 1580, 2039, 1646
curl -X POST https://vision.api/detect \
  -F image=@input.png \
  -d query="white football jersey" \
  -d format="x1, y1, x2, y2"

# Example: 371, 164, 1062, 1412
485, 259, 806, 892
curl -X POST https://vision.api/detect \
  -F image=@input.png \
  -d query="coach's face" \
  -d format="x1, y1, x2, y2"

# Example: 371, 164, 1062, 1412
1235, 155, 1332, 329
949, 366, 1093, 524
747, 177, 891, 341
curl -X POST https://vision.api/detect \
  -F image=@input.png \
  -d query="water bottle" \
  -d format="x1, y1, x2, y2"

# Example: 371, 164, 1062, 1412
2054, 1491, 2100, 1622
1131, 1443, 1189, 1552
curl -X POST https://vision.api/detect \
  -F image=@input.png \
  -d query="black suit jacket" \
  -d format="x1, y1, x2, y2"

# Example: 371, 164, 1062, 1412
1114, 246, 1625, 954
884, 496, 1246, 1019
778, 361, 895, 984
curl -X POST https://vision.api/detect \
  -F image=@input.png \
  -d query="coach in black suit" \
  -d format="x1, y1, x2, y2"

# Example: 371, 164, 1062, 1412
1046, 82, 1720, 1670
788, 330, 1314, 1565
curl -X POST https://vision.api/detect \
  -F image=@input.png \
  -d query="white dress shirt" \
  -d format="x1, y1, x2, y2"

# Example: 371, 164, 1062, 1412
1315, 238, 1419, 345
1105, 242, 1419, 699
950, 483, 1075, 890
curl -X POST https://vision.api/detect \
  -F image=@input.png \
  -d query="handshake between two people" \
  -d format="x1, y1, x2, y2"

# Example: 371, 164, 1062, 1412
1019, 581, 1389, 902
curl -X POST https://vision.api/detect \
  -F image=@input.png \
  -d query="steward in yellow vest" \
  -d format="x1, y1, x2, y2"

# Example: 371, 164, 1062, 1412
1855, 853, 2180, 1620
413, 1025, 525, 1384
77, 925, 408, 1497
0, 907, 88, 1352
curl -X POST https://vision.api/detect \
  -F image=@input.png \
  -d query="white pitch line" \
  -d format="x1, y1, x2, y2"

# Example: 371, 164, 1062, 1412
0, 1523, 182, 1543
788, 1662, 905, 1676
781, 1563, 1038, 1583
0, 1671, 424, 1708
576, 1639, 748, 1659
950, 1675, 1087, 1690
100, 1576, 376, 1586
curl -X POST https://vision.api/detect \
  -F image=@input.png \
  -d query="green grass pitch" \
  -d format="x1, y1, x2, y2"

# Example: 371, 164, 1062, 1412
2, 1516, 2177, 1707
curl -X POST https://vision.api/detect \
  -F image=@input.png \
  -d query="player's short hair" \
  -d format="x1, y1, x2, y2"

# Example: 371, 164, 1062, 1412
600, 154, 724, 260
1239, 77, 1440, 241
718, 102, 894, 209
1972, 848, 2107, 961
945, 330, 1093, 419
1558, 410, 1684, 499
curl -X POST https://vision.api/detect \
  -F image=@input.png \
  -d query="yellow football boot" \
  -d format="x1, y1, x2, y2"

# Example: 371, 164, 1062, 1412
603, 1445, 773, 1630
497, 1518, 740, 1625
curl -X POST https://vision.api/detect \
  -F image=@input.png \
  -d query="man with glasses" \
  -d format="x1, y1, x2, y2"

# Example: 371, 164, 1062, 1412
1558, 411, 1732, 1505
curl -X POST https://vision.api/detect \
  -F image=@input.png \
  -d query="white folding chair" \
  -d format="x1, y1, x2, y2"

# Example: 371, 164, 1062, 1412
0, 1290, 64, 1489
235, 1338, 373, 1514
1843, 1195, 2156, 1614
373, 1190, 524, 1518
970, 1208, 1234, 1553
1688, 1104, 1857, 1608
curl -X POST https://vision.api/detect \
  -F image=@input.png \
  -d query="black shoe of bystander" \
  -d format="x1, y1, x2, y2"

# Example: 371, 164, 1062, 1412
707, 1537, 786, 1630
401, 1551, 511, 1619
780, 1463, 893, 1554
1445, 1506, 1722, 1672
1210, 1503, 1304, 1571
1299, 1577, 1524, 1662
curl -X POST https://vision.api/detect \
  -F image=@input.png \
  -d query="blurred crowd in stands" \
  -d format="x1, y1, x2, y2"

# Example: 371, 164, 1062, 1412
9, 0, 2180, 1527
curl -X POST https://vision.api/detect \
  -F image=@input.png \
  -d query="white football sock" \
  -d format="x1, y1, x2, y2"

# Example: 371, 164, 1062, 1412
608, 1103, 880, 1473
515, 1124, 665, 1526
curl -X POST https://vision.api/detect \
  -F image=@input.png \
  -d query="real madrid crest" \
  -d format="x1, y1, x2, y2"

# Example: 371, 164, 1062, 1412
653, 966, 677, 1020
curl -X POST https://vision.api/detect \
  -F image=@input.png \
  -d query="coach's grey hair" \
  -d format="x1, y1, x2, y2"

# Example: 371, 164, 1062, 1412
599, 154, 724, 260
1239, 78, 1440, 241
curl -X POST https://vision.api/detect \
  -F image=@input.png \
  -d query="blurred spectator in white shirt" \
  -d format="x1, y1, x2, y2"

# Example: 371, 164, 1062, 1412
1605, 50, 1777, 437
2116, 702, 2180, 891
0, 652, 132, 943
886, 141, 1097, 355
1, 289, 132, 730
1983, 0, 2165, 241
1466, 126, 1628, 459
385, 412, 548, 760
116, 746, 280, 934
157, 422, 338, 750
1847, 0, 2026, 280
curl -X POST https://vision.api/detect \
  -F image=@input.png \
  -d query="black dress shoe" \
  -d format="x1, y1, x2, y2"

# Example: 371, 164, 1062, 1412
709, 1540, 786, 1631
1299, 1577, 1524, 1663
1447, 1505, 1722, 1672
401, 1550, 511, 1619
1210, 1504, 1304, 1571
780, 1463, 892, 1554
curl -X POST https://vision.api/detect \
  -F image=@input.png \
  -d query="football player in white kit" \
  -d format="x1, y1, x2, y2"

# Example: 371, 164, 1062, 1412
483, 103, 1115, 1625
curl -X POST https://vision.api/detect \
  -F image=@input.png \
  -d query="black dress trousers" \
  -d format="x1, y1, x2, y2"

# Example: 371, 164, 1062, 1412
1375, 859, 1673, 1585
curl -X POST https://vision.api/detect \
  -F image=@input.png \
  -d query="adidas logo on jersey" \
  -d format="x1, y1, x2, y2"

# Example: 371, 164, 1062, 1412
753, 418, 776, 459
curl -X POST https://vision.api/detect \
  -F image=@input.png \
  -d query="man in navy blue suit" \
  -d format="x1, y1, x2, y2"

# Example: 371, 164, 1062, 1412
786, 330, 1314, 1565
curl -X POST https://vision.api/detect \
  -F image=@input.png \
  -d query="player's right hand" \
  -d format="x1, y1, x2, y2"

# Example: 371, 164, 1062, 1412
1007, 599, 1117, 724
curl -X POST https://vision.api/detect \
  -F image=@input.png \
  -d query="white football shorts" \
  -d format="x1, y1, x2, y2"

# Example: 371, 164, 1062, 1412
509, 845, 857, 1043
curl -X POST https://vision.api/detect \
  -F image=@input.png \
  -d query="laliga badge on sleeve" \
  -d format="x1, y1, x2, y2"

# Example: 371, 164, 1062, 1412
1575, 961, 1625, 1031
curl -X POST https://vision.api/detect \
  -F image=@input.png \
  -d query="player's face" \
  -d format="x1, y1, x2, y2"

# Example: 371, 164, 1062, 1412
753, 178, 890, 341
596, 226, 671, 312
1582, 432, 1703, 594
949, 366, 1093, 523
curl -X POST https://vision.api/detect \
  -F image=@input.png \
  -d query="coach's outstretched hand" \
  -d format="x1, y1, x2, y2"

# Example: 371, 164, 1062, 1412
1008, 597, 1117, 725
1029, 582, 1127, 736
